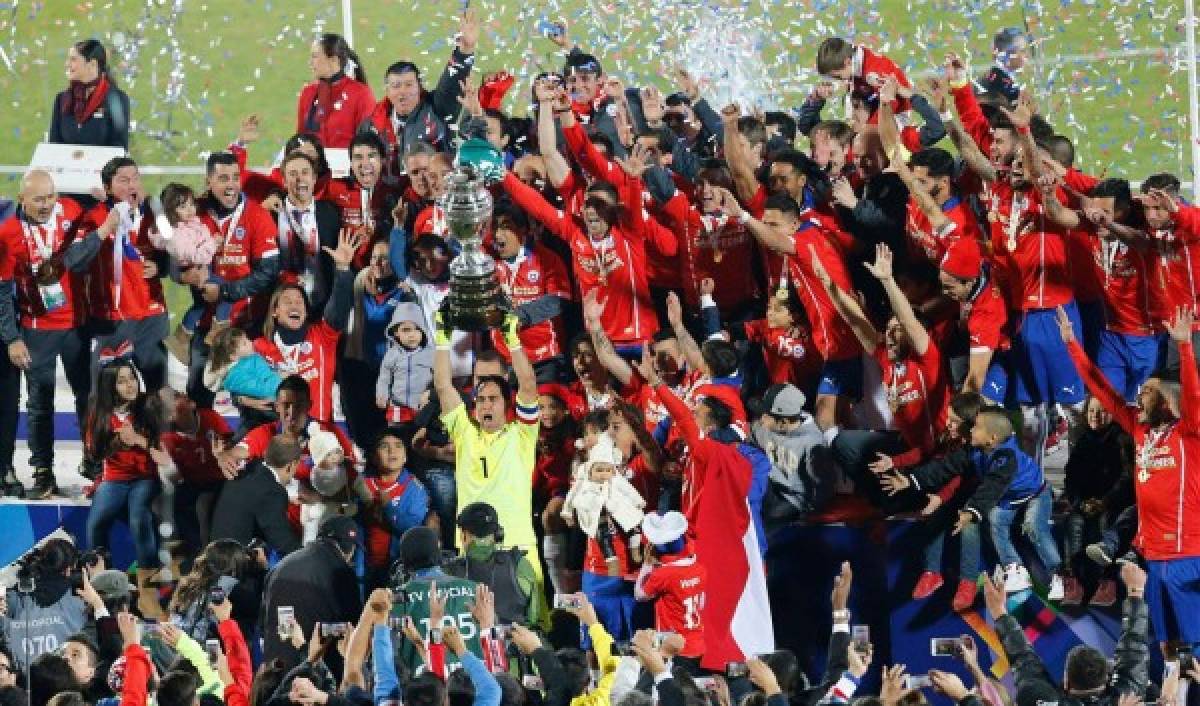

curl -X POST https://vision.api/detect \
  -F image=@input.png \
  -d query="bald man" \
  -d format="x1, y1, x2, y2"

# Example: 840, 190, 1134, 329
0, 170, 98, 498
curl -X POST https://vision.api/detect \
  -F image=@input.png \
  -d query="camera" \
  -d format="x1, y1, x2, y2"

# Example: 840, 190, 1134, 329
851, 625, 871, 654
930, 637, 962, 657
552, 594, 582, 610
210, 587, 227, 605
725, 662, 749, 679
1178, 644, 1195, 674
277, 606, 296, 640
522, 675, 545, 690
321, 622, 351, 638
205, 639, 221, 665
904, 675, 932, 690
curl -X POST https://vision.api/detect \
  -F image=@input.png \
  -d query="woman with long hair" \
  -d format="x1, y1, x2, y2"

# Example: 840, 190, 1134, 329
296, 33, 374, 149
168, 539, 265, 645
83, 360, 168, 619
49, 39, 129, 149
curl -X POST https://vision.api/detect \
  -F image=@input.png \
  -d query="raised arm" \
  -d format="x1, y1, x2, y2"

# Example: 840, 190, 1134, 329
1166, 307, 1200, 436
720, 104, 762, 203
583, 288, 634, 386
429, 11, 478, 120
1058, 306, 1137, 433
501, 171, 576, 242
1035, 180, 1082, 230
866, 244, 929, 355
503, 314, 538, 406
432, 313, 464, 415
718, 188, 795, 255
320, 229, 362, 331
535, 82, 574, 189
665, 292, 705, 372
810, 245, 879, 355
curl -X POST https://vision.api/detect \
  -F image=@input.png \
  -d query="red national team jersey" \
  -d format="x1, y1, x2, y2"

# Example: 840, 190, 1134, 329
253, 321, 342, 421
624, 368, 707, 431
743, 319, 821, 386
1066, 228, 1105, 304
0, 199, 85, 330
361, 473, 417, 568
1079, 232, 1157, 336
853, 47, 913, 118
76, 200, 167, 322
325, 178, 399, 267
962, 276, 1010, 354
905, 195, 980, 265
639, 554, 707, 658
875, 341, 950, 460
986, 182, 1073, 311
658, 201, 761, 313
503, 172, 659, 345
239, 417, 358, 474
491, 245, 573, 364
788, 222, 863, 361
160, 409, 233, 487
1147, 205, 1200, 330
198, 196, 279, 328
93, 411, 158, 483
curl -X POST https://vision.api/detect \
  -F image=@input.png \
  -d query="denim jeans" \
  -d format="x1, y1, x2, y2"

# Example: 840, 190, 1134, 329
988, 483, 1061, 574
923, 520, 982, 580
421, 467, 457, 548
86, 478, 161, 569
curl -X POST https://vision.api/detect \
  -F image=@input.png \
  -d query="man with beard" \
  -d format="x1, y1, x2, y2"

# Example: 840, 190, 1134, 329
74, 157, 170, 392
0, 171, 91, 498
1062, 305, 1200, 657
182, 151, 280, 408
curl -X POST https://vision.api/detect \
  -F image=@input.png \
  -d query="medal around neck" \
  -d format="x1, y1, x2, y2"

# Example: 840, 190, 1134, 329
440, 162, 509, 332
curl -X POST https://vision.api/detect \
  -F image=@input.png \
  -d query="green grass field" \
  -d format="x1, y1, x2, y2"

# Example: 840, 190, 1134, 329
0, 0, 1189, 316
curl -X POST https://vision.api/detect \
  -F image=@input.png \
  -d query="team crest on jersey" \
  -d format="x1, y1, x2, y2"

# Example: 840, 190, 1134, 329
527, 269, 540, 283
63, 220, 73, 229
301, 341, 313, 354
606, 103, 619, 117
234, 227, 246, 239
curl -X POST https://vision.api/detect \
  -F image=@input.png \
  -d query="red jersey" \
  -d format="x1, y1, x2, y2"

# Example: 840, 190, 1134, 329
325, 177, 399, 266
852, 47, 912, 119
160, 409, 233, 487
198, 195, 279, 328
503, 172, 659, 345
1069, 340, 1200, 560
0, 199, 85, 330
534, 430, 575, 501
253, 321, 342, 421
361, 473, 419, 568
239, 417, 358, 477
624, 368, 707, 431
1147, 206, 1200, 329
876, 341, 950, 461
560, 121, 680, 289
656, 200, 760, 313
743, 319, 820, 386
1066, 228, 1105, 304
961, 274, 1010, 354
905, 195, 979, 265
1080, 232, 1157, 336
986, 182, 1073, 311
296, 74, 376, 149
94, 411, 157, 482
788, 221, 863, 361
491, 245, 573, 364
76, 200, 167, 322
637, 554, 707, 658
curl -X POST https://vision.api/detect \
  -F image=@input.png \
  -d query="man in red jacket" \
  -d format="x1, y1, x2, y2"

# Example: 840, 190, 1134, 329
0, 170, 94, 498
74, 157, 170, 391
181, 151, 280, 408
1061, 305, 1200, 651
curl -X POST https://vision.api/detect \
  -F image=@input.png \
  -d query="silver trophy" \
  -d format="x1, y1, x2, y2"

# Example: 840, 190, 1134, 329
439, 164, 509, 331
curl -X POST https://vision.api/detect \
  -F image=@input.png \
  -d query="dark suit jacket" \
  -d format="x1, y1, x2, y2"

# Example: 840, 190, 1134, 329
278, 199, 342, 317
210, 463, 301, 555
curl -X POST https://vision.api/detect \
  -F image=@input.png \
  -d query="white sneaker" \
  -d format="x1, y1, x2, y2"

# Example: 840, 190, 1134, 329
1003, 563, 1032, 593
1047, 574, 1065, 601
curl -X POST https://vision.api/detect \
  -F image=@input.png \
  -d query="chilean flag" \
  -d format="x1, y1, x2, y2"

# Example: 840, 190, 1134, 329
682, 436, 775, 670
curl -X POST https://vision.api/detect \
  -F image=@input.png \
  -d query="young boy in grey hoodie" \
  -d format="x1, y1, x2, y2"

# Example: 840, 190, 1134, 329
376, 302, 435, 425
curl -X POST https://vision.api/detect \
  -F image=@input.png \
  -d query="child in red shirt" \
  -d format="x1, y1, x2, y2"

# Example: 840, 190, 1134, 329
635, 511, 707, 666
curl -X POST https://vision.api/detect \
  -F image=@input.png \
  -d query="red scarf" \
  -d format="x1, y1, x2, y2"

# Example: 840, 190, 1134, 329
61, 76, 109, 125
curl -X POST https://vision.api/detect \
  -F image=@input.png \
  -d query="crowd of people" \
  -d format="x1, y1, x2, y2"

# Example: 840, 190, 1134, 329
0, 16, 1197, 706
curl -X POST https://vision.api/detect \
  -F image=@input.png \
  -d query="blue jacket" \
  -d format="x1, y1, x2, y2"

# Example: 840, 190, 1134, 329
909, 435, 1044, 521
222, 354, 282, 400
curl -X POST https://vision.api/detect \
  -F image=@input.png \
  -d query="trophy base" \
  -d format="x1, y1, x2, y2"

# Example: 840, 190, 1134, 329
445, 271, 510, 333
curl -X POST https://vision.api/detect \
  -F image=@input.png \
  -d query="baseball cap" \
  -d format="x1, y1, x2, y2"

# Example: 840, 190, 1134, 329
89, 569, 131, 602
457, 502, 501, 538
318, 515, 361, 554
940, 236, 983, 280
753, 383, 807, 419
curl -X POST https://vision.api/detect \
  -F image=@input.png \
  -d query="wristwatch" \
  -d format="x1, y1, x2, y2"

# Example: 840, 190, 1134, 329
429, 628, 443, 644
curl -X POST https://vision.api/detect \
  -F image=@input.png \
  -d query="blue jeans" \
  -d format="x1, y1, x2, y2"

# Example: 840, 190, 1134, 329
988, 483, 1060, 574
86, 478, 161, 569
923, 520, 982, 580
422, 468, 457, 547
